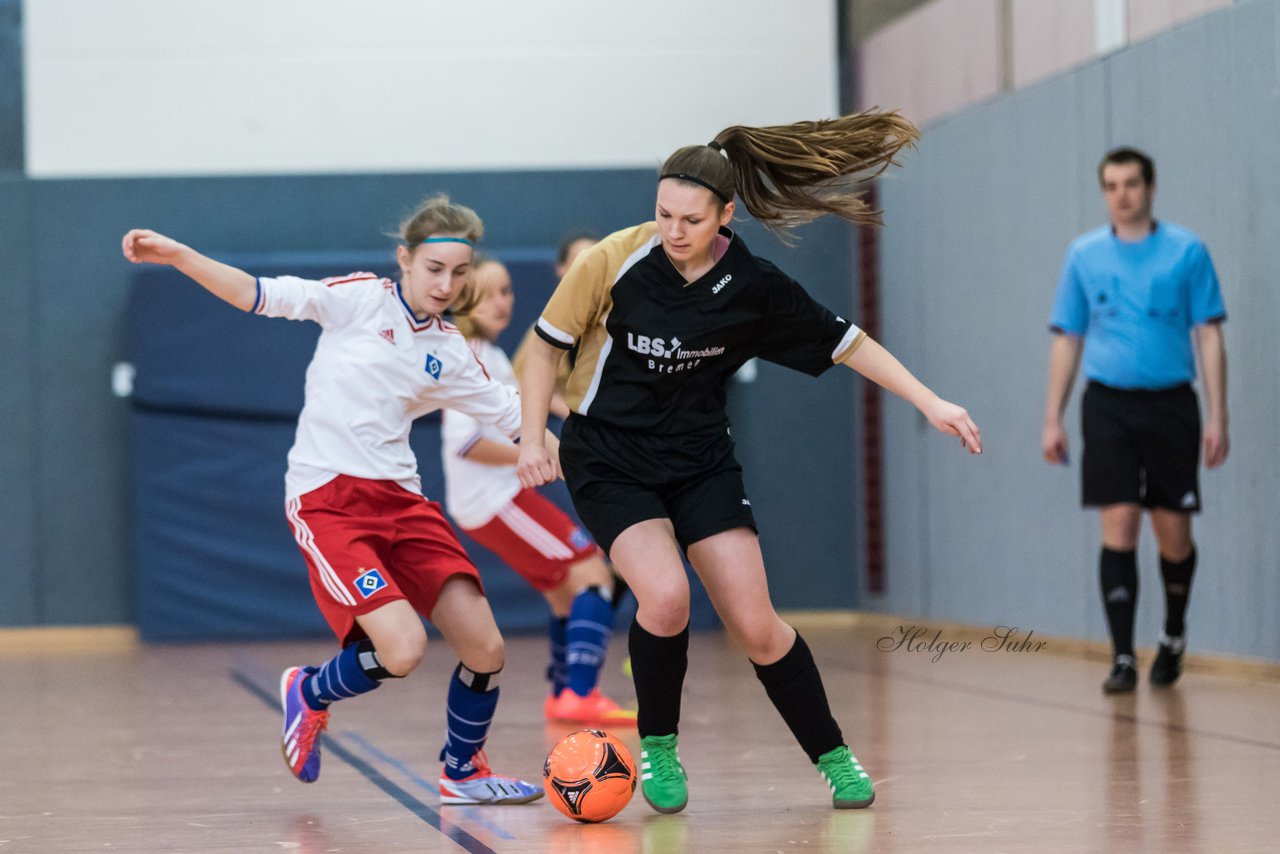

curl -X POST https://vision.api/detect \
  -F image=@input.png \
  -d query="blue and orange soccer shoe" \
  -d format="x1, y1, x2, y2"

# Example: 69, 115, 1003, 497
280, 666, 330, 783
439, 751, 544, 805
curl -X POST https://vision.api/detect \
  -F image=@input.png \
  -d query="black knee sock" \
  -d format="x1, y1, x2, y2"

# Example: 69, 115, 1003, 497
752, 632, 844, 764
628, 620, 688, 738
1100, 548, 1138, 658
1160, 545, 1196, 638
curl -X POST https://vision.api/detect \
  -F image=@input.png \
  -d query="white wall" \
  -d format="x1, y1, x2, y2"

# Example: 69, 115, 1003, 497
23, 0, 838, 177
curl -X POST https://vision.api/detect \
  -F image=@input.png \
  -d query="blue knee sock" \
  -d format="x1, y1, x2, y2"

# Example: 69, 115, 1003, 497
566, 586, 612, 697
302, 640, 385, 711
440, 664, 500, 780
548, 616, 568, 696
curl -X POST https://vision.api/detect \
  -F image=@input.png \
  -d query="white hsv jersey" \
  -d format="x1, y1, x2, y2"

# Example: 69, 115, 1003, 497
440, 339, 523, 529
253, 273, 522, 499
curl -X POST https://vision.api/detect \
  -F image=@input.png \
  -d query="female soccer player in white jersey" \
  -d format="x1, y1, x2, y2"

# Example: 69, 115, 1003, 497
121, 195, 543, 806
442, 258, 634, 726
516, 113, 983, 813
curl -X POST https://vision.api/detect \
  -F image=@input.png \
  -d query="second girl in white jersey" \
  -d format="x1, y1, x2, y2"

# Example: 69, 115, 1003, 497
442, 258, 633, 726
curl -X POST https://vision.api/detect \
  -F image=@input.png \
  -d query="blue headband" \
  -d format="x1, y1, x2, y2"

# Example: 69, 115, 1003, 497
420, 236, 475, 246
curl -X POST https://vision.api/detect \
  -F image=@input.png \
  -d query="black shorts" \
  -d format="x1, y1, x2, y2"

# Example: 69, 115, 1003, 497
559, 414, 757, 555
1081, 381, 1201, 512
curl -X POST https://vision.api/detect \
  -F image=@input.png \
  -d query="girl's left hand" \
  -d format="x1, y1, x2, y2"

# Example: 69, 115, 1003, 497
923, 397, 982, 455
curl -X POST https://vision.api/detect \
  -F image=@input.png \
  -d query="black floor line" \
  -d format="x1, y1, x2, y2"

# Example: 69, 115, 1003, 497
230, 668, 500, 854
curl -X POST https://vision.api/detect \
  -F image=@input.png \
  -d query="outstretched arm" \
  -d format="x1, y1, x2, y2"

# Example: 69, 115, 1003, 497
843, 336, 982, 454
1041, 333, 1082, 465
122, 229, 257, 312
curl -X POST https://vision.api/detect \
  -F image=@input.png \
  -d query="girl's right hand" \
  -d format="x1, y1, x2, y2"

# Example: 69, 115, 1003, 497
121, 229, 188, 266
517, 441, 558, 488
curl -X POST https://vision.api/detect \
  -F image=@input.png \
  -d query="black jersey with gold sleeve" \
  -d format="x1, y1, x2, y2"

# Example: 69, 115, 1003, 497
534, 223, 865, 436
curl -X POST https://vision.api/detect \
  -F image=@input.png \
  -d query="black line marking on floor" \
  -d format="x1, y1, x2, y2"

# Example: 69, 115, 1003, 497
230, 669, 499, 854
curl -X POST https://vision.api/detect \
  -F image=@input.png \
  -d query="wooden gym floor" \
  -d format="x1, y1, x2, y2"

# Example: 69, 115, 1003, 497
1, 614, 1278, 853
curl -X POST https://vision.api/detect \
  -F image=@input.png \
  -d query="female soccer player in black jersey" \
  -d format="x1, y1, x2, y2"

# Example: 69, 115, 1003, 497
516, 112, 982, 813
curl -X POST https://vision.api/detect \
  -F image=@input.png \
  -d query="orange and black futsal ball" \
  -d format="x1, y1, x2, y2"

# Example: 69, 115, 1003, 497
543, 729, 637, 822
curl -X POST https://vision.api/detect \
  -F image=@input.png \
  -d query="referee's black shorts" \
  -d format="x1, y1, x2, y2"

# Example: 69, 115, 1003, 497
1081, 380, 1201, 512
558, 414, 757, 555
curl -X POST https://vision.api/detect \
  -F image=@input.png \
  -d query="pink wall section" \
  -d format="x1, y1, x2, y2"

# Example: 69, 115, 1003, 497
857, 0, 1235, 127
1011, 0, 1096, 89
857, 0, 1000, 127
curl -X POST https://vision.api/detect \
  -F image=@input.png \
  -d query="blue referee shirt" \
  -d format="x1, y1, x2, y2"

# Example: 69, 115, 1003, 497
1049, 221, 1226, 390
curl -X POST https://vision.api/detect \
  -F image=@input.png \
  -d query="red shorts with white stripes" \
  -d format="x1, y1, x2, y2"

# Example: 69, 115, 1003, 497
462, 488, 602, 592
286, 475, 482, 645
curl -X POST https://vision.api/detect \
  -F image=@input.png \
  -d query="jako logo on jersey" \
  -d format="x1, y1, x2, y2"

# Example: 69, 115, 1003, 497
354, 568, 388, 599
712, 273, 733, 294
379, 328, 396, 345
425, 354, 443, 379
627, 333, 682, 358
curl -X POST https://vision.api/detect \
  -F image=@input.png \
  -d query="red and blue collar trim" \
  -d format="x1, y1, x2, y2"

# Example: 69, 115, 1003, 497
395, 283, 436, 331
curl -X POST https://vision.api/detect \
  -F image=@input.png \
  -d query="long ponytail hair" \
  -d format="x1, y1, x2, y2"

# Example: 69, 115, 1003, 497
660, 109, 919, 235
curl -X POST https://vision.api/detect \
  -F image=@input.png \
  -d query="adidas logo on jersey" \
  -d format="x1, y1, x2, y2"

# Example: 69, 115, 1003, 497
712, 273, 732, 294
379, 328, 396, 344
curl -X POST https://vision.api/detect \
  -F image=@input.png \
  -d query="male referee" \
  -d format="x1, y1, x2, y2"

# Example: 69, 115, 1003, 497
1042, 147, 1228, 694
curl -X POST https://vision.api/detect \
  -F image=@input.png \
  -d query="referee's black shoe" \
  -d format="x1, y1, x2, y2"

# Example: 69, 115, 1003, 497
1103, 655, 1138, 694
1150, 635, 1185, 686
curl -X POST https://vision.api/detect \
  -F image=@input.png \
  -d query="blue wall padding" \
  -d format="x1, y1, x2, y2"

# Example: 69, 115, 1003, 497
130, 409, 323, 639
127, 250, 712, 642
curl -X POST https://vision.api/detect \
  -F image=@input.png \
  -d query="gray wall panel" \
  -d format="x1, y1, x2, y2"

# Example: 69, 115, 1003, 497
0, 178, 37, 624
878, 156, 933, 618
871, 0, 1280, 661
730, 217, 859, 610
0, 0, 21, 173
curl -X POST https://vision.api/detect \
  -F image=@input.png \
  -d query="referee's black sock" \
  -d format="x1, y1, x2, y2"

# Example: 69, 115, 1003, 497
753, 632, 844, 764
1160, 545, 1196, 638
628, 619, 688, 738
1100, 547, 1138, 658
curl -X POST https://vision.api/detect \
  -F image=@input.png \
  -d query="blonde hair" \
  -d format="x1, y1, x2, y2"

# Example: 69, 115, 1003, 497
396, 193, 484, 247
394, 194, 486, 314
450, 255, 505, 340
660, 109, 920, 236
